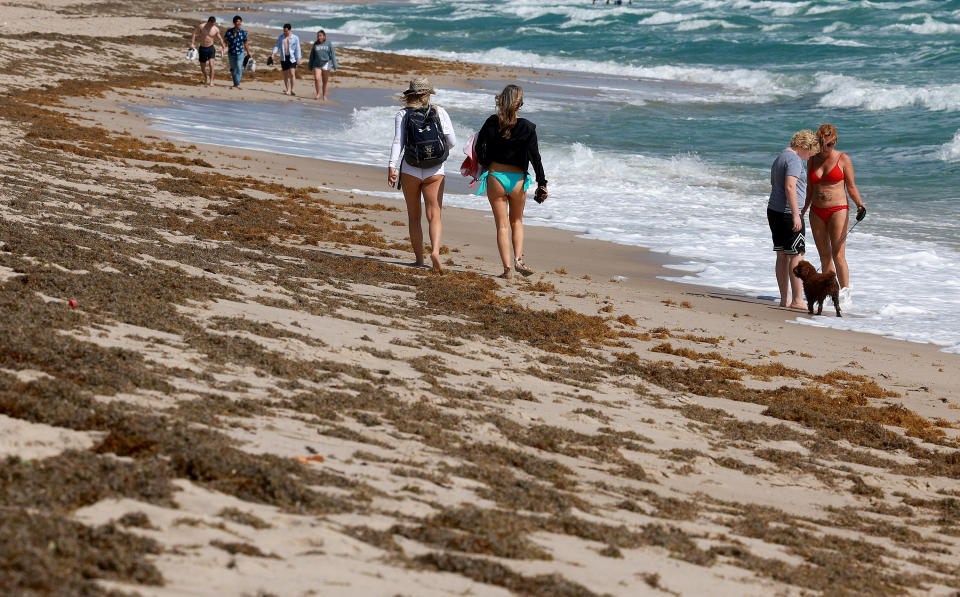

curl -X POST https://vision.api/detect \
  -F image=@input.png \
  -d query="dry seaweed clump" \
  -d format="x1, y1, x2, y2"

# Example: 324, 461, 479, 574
0, 451, 174, 511
608, 352, 959, 472
416, 273, 615, 354
0, 509, 163, 595
415, 552, 601, 597
217, 508, 273, 530
393, 507, 552, 560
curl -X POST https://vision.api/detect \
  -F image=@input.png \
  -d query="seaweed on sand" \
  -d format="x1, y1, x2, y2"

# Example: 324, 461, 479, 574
415, 552, 601, 597
0, 510, 163, 595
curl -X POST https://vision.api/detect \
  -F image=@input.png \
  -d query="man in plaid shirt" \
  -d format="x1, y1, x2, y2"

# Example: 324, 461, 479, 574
224, 15, 251, 89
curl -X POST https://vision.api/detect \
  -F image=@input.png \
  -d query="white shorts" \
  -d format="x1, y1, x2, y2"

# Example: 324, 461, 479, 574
400, 162, 444, 180
319, 61, 333, 71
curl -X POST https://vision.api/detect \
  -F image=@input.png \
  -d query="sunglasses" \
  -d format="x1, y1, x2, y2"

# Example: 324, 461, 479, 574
824, 141, 836, 147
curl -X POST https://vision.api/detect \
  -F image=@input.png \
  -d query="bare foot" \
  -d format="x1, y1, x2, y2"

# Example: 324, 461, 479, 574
498, 268, 514, 280
314, 94, 321, 100
322, 96, 328, 101
430, 253, 443, 273
283, 90, 290, 95
788, 302, 808, 311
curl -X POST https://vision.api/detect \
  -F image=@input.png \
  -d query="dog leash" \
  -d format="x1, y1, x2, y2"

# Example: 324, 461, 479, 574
815, 206, 866, 272
836, 206, 867, 248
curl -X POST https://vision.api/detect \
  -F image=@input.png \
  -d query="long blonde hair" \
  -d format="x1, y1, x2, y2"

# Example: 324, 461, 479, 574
403, 93, 431, 109
495, 84, 523, 139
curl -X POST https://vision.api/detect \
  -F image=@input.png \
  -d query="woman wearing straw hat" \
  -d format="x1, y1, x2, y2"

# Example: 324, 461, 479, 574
474, 84, 548, 279
387, 78, 457, 272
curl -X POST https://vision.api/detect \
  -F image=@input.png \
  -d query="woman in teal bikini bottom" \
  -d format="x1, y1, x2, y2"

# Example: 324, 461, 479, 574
475, 171, 531, 197
474, 84, 549, 279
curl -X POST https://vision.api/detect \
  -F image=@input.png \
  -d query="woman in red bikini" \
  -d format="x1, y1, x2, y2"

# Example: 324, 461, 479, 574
802, 123, 867, 306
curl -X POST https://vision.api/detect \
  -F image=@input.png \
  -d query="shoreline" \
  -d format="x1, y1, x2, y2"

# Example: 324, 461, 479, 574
127, 86, 958, 355
83, 81, 958, 400
3, 2, 960, 596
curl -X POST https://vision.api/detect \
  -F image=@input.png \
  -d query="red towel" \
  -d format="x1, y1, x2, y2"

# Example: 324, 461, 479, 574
459, 133, 483, 188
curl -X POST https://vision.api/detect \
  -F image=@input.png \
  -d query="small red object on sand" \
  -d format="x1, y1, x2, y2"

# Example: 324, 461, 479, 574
68, 299, 78, 309
295, 455, 324, 464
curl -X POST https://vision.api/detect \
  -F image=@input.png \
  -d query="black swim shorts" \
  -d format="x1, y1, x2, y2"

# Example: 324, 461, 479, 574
281, 59, 297, 71
767, 209, 805, 255
198, 45, 216, 63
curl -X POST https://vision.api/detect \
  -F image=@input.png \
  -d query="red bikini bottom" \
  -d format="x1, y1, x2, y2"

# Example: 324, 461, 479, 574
810, 204, 848, 223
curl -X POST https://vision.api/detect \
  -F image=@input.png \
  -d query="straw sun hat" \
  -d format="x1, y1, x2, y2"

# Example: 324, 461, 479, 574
401, 77, 436, 97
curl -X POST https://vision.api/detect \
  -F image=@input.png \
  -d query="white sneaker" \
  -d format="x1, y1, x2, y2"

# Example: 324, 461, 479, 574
838, 286, 853, 311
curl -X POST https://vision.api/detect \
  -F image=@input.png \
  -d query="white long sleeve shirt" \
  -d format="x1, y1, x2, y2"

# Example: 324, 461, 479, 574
389, 106, 456, 169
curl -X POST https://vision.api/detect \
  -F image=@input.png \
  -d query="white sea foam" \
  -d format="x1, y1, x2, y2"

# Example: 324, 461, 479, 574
806, 4, 844, 15
676, 19, 743, 31
677, 0, 802, 15
807, 36, 870, 47
815, 74, 960, 112
888, 16, 960, 34
516, 26, 584, 36
364, 46, 796, 103
939, 131, 960, 162
335, 19, 408, 44
729, 0, 809, 16
639, 11, 695, 25
822, 21, 850, 33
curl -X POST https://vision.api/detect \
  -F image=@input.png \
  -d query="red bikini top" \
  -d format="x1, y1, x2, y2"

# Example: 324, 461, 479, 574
809, 153, 844, 184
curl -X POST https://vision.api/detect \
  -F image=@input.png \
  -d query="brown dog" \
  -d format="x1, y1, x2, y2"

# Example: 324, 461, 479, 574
792, 260, 841, 317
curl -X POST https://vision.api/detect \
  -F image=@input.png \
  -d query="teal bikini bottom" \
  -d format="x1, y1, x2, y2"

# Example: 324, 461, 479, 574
475, 171, 531, 196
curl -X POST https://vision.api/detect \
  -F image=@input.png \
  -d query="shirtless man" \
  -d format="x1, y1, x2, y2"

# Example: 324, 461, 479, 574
190, 16, 227, 86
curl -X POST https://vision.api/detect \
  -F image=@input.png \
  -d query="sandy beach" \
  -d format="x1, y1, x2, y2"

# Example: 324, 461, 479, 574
2, 1, 959, 596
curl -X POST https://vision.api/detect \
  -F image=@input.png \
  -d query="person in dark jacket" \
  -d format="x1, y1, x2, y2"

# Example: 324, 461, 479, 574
308, 30, 338, 101
475, 84, 548, 279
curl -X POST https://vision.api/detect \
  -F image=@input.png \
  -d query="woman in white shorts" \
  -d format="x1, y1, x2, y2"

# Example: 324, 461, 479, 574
387, 78, 456, 272
308, 30, 338, 101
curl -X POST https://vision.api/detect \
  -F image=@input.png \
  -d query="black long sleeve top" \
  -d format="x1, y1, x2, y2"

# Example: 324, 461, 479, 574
475, 115, 547, 187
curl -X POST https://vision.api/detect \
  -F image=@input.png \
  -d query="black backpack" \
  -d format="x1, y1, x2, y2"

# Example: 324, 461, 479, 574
403, 106, 448, 168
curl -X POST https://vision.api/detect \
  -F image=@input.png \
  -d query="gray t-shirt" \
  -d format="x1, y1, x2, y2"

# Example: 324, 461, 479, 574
768, 148, 806, 214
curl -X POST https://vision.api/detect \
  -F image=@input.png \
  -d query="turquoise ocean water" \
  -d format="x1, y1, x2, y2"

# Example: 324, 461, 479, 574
145, 0, 960, 351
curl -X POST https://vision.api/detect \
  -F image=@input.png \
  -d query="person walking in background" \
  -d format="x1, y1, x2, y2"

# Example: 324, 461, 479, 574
224, 15, 250, 89
768, 130, 819, 310
271, 24, 301, 96
387, 78, 456, 272
309, 30, 338, 101
475, 84, 548, 279
805, 123, 867, 309
190, 16, 227, 86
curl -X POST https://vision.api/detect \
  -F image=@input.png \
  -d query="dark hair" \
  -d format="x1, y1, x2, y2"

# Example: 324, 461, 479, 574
207, 16, 216, 23
283, 23, 292, 30
233, 15, 242, 24
318, 30, 326, 35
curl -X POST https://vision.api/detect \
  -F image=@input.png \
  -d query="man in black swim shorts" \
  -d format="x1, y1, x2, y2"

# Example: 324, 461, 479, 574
271, 24, 302, 96
190, 16, 227, 86
768, 130, 819, 310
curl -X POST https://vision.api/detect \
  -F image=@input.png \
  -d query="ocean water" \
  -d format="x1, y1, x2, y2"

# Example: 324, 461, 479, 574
143, 0, 960, 352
